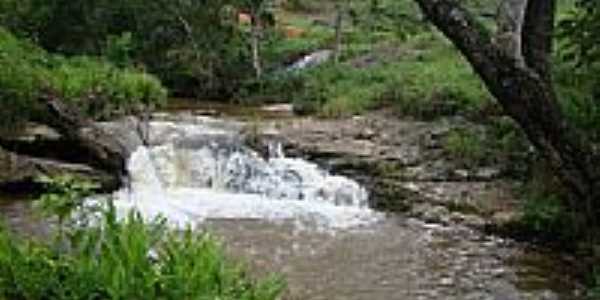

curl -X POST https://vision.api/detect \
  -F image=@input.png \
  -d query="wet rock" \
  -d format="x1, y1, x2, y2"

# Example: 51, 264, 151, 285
255, 112, 527, 231
97, 116, 144, 153
476, 167, 502, 180
491, 211, 522, 227
354, 128, 376, 140
260, 104, 294, 113
488, 281, 521, 300
439, 277, 454, 286
412, 204, 451, 225
0, 147, 117, 190
539, 290, 559, 300
13, 123, 61, 142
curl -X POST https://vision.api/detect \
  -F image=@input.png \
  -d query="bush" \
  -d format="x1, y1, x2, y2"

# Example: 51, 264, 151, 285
514, 161, 578, 243
0, 27, 167, 132
0, 0, 252, 98
0, 206, 285, 300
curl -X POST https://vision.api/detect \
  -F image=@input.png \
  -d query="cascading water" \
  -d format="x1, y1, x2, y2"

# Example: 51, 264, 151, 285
111, 117, 381, 230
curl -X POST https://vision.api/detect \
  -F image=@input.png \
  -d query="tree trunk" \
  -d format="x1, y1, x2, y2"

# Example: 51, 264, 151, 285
522, 0, 555, 80
495, 0, 527, 64
413, 0, 600, 216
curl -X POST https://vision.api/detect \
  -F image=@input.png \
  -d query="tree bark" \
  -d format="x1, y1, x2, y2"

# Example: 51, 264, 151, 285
495, 0, 527, 63
413, 0, 599, 213
522, 0, 555, 80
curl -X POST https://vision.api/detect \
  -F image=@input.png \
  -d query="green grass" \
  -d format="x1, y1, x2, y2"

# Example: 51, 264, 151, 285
246, 0, 493, 117
274, 32, 492, 118
0, 206, 285, 300
443, 128, 486, 169
0, 26, 167, 132
264, 14, 334, 67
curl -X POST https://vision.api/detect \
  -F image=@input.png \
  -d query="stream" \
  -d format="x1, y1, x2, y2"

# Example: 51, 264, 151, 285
0, 104, 583, 299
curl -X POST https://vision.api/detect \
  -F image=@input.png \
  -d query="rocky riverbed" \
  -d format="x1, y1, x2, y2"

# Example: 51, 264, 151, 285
0, 106, 586, 299
249, 110, 525, 229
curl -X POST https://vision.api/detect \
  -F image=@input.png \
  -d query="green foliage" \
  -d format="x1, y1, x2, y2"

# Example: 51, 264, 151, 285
556, 0, 600, 143
515, 162, 577, 241
558, 0, 600, 70
290, 63, 390, 117
444, 128, 486, 168
263, 32, 491, 118
347, 0, 426, 42
0, 0, 253, 98
0, 206, 285, 300
104, 32, 134, 68
35, 175, 98, 231
521, 192, 565, 234
0, 27, 167, 131
281, 0, 324, 13
485, 117, 532, 173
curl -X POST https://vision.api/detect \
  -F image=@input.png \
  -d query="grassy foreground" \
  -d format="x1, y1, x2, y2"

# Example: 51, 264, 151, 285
0, 205, 285, 300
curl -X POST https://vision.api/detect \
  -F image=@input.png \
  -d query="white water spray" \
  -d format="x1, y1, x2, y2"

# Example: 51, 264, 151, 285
111, 118, 381, 230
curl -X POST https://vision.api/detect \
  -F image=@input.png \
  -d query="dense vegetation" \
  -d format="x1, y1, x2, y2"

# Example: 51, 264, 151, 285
0, 208, 284, 300
0, 0, 258, 98
0, 27, 166, 133
0, 176, 284, 300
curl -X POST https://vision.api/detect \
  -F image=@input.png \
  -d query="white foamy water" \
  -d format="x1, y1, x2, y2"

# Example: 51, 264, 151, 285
111, 118, 381, 230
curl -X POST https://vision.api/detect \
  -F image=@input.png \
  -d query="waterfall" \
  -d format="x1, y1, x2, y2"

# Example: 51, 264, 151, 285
111, 118, 380, 230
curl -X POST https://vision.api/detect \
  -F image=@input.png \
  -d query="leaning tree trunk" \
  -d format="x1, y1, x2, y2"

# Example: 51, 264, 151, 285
413, 0, 600, 218
41, 95, 129, 182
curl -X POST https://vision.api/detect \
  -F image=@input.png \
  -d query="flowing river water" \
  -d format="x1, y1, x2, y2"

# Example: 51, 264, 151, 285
0, 104, 584, 299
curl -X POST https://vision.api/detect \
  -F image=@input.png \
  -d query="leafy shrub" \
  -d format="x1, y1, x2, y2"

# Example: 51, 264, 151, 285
520, 193, 565, 234
558, 0, 600, 71
0, 27, 167, 132
0, 0, 252, 98
35, 175, 98, 234
0, 206, 285, 300
557, 0, 600, 143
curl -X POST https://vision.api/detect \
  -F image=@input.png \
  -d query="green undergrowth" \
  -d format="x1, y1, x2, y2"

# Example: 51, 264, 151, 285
443, 117, 531, 171
256, 32, 492, 118
0, 176, 285, 300
0, 27, 167, 133
0, 206, 284, 300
